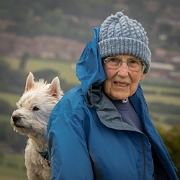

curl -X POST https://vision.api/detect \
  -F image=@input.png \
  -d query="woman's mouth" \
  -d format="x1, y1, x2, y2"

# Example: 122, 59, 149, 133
114, 82, 129, 87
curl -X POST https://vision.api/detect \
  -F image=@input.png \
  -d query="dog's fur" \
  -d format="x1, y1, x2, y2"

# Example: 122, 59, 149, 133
11, 72, 63, 180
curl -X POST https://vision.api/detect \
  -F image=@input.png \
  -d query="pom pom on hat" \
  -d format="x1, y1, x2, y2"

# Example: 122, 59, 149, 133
98, 12, 151, 74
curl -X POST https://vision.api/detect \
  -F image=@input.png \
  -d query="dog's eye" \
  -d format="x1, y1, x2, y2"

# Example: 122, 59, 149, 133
33, 106, 39, 111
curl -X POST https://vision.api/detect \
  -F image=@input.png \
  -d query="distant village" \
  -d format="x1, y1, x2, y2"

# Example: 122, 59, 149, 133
0, 32, 180, 82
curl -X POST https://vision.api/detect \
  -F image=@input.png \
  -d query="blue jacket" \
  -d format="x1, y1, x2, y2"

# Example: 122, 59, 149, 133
47, 28, 178, 179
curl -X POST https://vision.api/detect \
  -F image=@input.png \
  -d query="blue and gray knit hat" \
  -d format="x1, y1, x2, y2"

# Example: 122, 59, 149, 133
98, 12, 151, 74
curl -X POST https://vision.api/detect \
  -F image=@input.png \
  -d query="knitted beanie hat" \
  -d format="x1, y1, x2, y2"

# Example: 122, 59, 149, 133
98, 12, 151, 74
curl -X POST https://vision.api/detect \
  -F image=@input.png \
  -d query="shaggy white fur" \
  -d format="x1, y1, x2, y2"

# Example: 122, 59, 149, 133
11, 72, 63, 180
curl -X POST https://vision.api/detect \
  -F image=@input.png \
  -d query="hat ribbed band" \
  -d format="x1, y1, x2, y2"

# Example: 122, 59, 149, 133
98, 38, 151, 73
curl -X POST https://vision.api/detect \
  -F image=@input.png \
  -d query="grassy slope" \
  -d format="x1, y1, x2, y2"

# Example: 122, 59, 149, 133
5, 57, 80, 85
0, 57, 179, 179
0, 153, 27, 180
0, 92, 20, 107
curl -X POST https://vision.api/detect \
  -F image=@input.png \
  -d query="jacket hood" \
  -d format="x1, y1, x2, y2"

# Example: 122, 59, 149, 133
76, 27, 106, 94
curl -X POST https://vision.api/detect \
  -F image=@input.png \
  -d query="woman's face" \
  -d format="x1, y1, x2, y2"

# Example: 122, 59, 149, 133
103, 55, 145, 101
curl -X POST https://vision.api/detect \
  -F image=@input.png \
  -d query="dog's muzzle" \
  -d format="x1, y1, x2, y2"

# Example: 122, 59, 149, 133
12, 115, 21, 123
11, 115, 25, 128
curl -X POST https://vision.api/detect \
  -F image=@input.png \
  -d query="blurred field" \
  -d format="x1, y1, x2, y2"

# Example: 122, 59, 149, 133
0, 153, 27, 180
5, 57, 80, 85
0, 57, 179, 179
0, 92, 20, 107
145, 93, 180, 106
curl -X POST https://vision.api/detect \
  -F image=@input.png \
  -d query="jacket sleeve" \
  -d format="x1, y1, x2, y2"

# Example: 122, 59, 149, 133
47, 101, 94, 180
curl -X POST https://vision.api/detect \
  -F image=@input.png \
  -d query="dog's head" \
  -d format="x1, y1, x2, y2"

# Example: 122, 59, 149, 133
11, 72, 63, 141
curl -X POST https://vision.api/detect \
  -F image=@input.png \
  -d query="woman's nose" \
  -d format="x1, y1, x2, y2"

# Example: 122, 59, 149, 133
117, 63, 129, 76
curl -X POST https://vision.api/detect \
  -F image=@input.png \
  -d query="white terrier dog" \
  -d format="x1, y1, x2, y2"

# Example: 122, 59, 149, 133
11, 72, 63, 180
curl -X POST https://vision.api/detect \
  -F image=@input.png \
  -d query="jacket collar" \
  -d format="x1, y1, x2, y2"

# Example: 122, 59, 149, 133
86, 84, 141, 132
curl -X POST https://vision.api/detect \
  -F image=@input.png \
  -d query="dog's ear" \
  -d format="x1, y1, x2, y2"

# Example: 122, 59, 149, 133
49, 77, 63, 100
25, 72, 35, 92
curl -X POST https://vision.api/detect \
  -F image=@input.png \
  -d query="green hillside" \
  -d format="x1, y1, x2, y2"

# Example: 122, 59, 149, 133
0, 56, 180, 178
0, 153, 27, 180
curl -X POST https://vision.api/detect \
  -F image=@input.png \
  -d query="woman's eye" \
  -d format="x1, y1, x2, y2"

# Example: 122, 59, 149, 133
110, 58, 119, 63
33, 106, 39, 111
130, 60, 137, 63
129, 59, 138, 65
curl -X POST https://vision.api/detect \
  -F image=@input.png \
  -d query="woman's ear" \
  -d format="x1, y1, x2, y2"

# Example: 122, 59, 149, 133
140, 74, 145, 81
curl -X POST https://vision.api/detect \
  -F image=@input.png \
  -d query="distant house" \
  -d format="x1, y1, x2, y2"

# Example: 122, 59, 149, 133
148, 62, 174, 79
0, 32, 84, 61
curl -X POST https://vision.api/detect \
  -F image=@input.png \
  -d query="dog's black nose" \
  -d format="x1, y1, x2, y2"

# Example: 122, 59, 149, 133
12, 115, 21, 123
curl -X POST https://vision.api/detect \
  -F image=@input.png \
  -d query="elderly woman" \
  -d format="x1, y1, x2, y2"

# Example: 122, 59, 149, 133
47, 12, 178, 180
